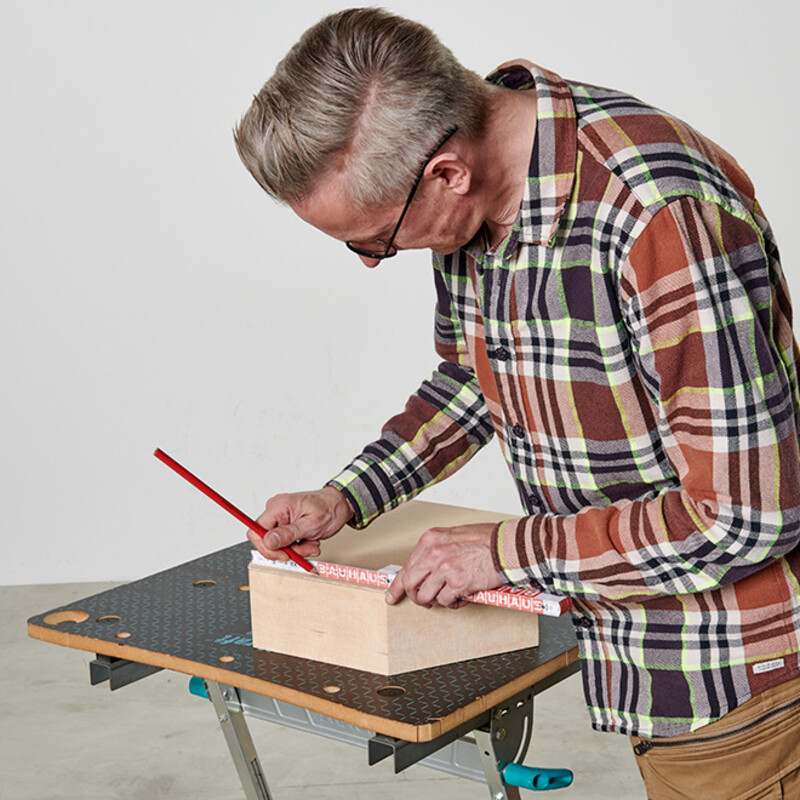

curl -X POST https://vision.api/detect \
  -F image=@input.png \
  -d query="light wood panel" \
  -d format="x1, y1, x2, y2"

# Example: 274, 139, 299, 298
249, 500, 538, 673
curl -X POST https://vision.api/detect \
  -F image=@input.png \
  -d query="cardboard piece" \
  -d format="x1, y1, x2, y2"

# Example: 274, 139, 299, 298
248, 500, 540, 674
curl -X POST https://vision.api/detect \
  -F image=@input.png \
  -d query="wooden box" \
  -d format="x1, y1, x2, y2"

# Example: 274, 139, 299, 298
248, 500, 538, 674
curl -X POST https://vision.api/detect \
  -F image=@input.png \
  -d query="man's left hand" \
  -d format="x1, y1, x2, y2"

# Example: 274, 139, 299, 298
385, 523, 504, 608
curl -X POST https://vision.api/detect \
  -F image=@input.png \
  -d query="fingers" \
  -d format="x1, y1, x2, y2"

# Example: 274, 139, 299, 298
384, 548, 455, 608
385, 523, 502, 609
385, 567, 465, 609
385, 568, 437, 607
255, 496, 292, 533
408, 570, 446, 608
247, 528, 287, 560
256, 488, 354, 541
385, 573, 406, 606
247, 488, 353, 560
247, 525, 321, 562
387, 528, 452, 607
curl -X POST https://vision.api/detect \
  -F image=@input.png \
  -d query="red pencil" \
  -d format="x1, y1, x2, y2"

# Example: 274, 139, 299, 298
153, 448, 315, 573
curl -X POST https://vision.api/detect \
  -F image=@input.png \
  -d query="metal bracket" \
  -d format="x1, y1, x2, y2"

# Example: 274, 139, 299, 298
473, 686, 535, 800
489, 686, 535, 766
89, 655, 162, 690
205, 681, 273, 800
368, 709, 491, 773
366, 667, 575, 780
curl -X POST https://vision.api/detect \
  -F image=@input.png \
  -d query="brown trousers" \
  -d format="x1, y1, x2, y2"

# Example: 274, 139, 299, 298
630, 674, 800, 800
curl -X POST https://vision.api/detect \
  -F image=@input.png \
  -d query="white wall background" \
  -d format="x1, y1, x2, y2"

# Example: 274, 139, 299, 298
2, 1, 797, 585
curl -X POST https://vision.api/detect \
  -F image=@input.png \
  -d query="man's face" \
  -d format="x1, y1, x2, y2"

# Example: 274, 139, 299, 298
290, 167, 480, 268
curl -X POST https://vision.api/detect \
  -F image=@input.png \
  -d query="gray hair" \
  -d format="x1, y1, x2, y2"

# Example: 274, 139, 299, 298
233, 7, 489, 208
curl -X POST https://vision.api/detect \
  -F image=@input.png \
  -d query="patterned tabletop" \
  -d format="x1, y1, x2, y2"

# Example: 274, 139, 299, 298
28, 542, 579, 741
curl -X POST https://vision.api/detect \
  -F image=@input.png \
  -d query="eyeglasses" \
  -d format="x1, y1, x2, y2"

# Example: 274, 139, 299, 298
345, 125, 459, 260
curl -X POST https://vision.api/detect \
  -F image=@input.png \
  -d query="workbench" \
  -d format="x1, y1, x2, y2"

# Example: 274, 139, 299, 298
28, 540, 580, 798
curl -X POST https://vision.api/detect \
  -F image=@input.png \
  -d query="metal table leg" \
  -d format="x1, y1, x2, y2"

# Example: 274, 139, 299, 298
475, 726, 522, 800
206, 680, 273, 800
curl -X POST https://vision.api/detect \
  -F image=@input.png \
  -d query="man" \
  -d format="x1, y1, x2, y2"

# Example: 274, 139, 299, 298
234, 8, 800, 798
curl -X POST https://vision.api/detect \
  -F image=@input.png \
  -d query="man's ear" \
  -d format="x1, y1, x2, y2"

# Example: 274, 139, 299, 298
425, 153, 471, 196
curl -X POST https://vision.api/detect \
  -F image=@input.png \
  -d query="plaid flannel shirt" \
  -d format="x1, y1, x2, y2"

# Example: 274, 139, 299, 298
328, 62, 800, 737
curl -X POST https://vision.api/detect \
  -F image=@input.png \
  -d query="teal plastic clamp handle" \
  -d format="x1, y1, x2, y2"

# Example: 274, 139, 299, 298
189, 676, 209, 700
503, 762, 573, 791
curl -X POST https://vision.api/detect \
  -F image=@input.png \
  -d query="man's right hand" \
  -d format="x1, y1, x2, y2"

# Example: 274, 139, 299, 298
247, 486, 354, 561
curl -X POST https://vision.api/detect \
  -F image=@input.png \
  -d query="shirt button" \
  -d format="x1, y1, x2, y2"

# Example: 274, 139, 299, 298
529, 494, 542, 511
494, 346, 510, 361
512, 424, 525, 439
571, 616, 594, 630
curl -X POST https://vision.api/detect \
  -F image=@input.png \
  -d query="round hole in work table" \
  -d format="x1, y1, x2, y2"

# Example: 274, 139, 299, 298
376, 685, 406, 698
193, 579, 217, 588
323, 685, 341, 695
115, 632, 132, 639
43, 610, 90, 626
218, 656, 235, 663
96, 615, 122, 624
238, 585, 250, 592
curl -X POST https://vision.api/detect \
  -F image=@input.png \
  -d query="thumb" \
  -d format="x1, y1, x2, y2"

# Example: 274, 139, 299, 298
263, 521, 306, 551
385, 571, 406, 606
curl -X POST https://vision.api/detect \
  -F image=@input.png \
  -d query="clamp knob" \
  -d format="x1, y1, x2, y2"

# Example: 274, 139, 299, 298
503, 762, 573, 791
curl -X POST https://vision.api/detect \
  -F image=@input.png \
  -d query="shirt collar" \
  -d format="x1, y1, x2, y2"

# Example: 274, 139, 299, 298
484, 61, 578, 253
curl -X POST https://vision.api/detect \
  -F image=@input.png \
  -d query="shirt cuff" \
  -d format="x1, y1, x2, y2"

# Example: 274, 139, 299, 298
325, 469, 386, 529
492, 515, 553, 592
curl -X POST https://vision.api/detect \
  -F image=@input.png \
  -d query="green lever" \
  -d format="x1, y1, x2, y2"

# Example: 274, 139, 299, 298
503, 762, 573, 791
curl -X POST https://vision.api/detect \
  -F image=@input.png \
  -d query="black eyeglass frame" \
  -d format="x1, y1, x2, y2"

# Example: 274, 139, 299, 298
345, 125, 459, 260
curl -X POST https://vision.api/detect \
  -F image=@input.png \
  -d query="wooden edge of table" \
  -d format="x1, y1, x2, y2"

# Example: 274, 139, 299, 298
28, 620, 579, 743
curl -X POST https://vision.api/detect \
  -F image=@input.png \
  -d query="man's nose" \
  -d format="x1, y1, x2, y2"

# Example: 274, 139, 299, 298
358, 255, 381, 269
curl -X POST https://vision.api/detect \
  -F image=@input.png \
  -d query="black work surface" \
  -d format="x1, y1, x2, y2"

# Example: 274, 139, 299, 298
28, 542, 579, 741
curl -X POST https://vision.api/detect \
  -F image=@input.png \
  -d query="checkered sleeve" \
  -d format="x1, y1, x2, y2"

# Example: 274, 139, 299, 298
495, 197, 800, 601
327, 266, 494, 527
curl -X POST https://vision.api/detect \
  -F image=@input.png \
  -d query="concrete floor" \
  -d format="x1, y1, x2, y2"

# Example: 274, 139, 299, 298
5, 582, 645, 799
